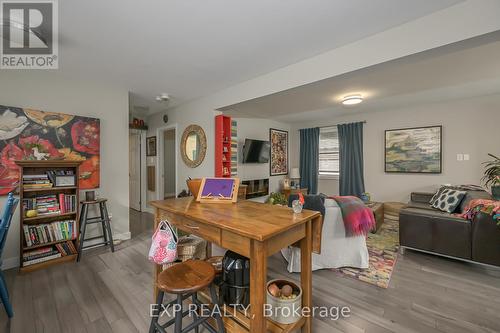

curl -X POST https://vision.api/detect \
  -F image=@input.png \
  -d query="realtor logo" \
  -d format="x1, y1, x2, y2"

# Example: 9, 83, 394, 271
1, 0, 58, 69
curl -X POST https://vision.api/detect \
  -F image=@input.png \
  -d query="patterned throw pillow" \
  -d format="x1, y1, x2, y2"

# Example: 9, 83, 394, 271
429, 187, 448, 205
431, 188, 467, 213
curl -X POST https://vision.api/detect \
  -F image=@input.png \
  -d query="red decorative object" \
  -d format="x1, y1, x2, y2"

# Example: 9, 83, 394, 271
215, 115, 231, 178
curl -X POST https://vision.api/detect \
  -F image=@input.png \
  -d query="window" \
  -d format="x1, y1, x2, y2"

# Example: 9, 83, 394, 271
319, 127, 339, 177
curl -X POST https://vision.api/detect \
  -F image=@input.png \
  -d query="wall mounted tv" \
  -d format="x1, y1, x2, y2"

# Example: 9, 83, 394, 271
242, 139, 270, 163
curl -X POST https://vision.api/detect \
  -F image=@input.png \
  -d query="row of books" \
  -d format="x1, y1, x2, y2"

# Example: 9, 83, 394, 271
22, 194, 77, 216
22, 174, 52, 188
22, 241, 78, 267
23, 220, 77, 247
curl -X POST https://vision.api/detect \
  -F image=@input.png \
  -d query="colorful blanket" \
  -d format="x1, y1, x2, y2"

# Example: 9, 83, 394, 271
330, 196, 376, 237
459, 198, 500, 225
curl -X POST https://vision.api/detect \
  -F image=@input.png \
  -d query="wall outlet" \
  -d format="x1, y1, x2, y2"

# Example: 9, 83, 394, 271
463, 154, 470, 161
457, 154, 464, 161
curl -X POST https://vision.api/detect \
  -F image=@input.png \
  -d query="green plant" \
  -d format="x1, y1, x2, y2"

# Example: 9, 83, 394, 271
266, 192, 288, 206
482, 153, 500, 188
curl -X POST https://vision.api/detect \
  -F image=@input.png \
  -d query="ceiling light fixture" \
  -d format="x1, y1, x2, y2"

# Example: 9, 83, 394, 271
342, 94, 363, 106
155, 93, 170, 102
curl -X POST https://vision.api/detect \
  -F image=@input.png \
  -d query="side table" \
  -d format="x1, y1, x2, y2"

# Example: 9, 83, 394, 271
366, 201, 384, 233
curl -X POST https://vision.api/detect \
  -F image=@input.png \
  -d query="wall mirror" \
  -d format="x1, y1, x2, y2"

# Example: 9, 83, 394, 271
181, 124, 207, 168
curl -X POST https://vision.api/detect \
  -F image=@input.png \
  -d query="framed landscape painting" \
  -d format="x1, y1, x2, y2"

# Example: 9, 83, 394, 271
270, 128, 288, 176
385, 125, 442, 173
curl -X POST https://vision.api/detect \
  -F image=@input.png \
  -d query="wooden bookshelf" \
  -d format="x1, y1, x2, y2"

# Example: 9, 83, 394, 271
15, 160, 82, 273
215, 114, 232, 178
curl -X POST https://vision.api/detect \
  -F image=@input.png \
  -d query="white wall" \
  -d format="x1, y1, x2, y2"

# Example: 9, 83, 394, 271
0, 72, 130, 269
289, 94, 500, 202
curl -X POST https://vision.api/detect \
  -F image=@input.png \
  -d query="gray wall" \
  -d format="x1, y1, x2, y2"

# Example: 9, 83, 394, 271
290, 94, 500, 202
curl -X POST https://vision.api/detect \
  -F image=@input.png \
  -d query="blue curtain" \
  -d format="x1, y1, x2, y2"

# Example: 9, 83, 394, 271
337, 122, 365, 197
299, 127, 319, 194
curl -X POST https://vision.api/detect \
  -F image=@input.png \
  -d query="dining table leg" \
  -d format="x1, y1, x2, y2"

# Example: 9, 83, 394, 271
250, 240, 267, 333
301, 220, 312, 333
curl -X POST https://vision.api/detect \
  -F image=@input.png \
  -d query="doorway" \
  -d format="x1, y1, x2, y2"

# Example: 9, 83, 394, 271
129, 131, 142, 211
157, 125, 177, 200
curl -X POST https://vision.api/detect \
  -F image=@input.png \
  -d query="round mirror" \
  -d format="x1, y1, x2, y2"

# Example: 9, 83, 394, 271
181, 124, 206, 168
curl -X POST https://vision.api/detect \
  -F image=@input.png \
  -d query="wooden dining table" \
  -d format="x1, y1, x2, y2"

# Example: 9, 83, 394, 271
150, 197, 323, 333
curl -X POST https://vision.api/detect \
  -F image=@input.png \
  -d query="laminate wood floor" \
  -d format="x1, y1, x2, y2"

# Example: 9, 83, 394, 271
1, 210, 499, 333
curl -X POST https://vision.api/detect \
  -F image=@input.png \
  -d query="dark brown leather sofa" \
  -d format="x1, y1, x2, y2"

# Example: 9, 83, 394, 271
399, 190, 500, 267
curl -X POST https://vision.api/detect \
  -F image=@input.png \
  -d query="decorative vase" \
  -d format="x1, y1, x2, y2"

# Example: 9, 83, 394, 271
492, 185, 500, 200
292, 200, 303, 213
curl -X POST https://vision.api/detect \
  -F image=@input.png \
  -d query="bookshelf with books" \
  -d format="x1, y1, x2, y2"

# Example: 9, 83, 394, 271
15, 160, 82, 273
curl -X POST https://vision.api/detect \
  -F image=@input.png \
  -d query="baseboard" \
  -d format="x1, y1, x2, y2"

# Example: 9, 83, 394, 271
1, 257, 19, 270
2, 231, 133, 270
401, 246, 500, 270
144, 206, 155, 214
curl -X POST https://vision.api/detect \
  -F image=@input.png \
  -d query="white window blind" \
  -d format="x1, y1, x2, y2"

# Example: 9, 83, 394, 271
319, 127, 339, 176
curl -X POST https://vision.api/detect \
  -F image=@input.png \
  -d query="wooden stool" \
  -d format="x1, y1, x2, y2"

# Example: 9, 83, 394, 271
149, 260, 225, 333
77, 198, 114, 262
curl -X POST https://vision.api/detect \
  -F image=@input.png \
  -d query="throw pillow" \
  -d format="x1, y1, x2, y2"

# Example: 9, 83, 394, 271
431, 188, 467, 213
429, 186, 447, 205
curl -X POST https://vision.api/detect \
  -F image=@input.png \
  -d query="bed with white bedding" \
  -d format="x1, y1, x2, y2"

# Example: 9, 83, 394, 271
281, 198, 369, 272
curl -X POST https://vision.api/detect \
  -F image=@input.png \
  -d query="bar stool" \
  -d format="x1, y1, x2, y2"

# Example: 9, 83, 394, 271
77, 198, 114, 262
150, 260, 225, 333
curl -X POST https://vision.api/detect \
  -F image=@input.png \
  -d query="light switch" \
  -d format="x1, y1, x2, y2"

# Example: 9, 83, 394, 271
457, 154, 464, 161
464, 154, 470, 161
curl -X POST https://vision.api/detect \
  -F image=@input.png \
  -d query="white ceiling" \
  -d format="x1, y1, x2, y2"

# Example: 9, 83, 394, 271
55, 0, 461, 115
218, 31, 500, 123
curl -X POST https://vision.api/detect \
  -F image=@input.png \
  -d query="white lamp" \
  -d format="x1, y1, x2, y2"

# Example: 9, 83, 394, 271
290, 168, 300, 188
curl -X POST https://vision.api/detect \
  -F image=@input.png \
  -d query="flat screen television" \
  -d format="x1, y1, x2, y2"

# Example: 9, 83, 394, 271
242, 139, 270, 163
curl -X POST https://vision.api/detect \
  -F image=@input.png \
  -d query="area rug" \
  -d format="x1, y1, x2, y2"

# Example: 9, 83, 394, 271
333, 218, 399, 288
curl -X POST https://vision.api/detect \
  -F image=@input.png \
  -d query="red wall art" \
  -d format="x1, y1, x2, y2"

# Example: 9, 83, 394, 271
0, 106, 100, 195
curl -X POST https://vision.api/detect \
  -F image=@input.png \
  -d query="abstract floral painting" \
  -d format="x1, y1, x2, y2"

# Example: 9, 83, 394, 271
0, 105, 100, 195
269, 128, 288, 176
385, 125, 442, 173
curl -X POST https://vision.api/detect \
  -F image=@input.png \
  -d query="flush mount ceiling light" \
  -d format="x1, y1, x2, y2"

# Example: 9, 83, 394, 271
155, 93, 170, 102
342, 94, 363, 106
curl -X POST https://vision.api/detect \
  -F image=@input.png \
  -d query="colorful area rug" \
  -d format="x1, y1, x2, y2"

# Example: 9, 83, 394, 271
333, 218, 399, 288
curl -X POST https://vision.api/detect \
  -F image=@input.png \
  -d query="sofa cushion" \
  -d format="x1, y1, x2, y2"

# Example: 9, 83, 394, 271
431, 188, 467, 213
411, 192, 435, 204
399, 207, 472, 259
429, 187, 447, 205
406, 201, 435, 211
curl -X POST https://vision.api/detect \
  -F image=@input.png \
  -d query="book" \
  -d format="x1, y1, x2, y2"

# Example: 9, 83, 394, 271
23, 220, 76, 247
23, 252, 62, 266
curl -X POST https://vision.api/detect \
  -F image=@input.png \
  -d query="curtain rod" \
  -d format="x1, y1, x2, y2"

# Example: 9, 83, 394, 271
318, 120, 366, 129
298, 120, 366, 130
297, 121, 367, 130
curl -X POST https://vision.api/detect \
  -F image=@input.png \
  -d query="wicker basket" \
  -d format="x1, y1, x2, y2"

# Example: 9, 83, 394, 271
177, 235, 207, 262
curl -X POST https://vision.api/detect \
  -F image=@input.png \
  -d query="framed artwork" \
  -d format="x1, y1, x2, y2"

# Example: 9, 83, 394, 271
385, 125, 442, 173
0, 105, 100, 195
196, 177, 240, 204
146, 136, 157, 156
269, 128, 288, 176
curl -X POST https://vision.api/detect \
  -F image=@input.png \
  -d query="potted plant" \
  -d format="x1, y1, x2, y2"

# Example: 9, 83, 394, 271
482, 153, 500, 200
266, 192, 288, 206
